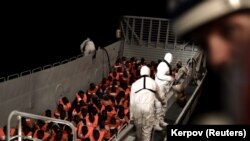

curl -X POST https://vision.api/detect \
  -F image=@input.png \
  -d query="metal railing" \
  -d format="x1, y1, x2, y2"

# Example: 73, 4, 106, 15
174, 71, 207, 125
0, 53, 85, 83
174, 52, 207, 124
108, 123, 129, 141
121, 15, 194, 50
7, 110, 77, 141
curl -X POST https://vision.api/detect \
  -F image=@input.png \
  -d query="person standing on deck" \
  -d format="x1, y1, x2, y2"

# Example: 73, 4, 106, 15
154, 53, 174, 128
130, 66, 162, 141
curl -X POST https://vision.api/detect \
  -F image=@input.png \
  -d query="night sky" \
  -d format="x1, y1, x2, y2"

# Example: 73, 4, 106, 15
0, 1, 167, 77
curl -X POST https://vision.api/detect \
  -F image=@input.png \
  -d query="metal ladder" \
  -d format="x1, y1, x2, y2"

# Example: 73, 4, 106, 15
7, 110, 77, 141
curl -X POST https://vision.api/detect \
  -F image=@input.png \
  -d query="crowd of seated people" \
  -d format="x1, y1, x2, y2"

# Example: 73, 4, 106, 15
0, 57, 166, 141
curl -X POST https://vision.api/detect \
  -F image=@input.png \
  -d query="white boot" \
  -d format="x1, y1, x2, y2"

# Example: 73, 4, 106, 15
154, 125, 163, 131
160, 120, 168, 127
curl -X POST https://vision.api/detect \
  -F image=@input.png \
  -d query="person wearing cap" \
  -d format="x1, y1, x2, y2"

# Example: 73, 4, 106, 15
172, 0, 250, 123
130, 65, 161, 141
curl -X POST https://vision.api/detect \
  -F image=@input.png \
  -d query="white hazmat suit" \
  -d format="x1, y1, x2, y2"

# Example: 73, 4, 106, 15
130, 66, 161, 141
154, 53, 174, 127
80, 38, 96, 56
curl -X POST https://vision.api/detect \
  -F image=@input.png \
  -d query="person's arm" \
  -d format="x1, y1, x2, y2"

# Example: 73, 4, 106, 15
154, 82, 164, 102
158, 73, 174, 82
129, 85, 135, 122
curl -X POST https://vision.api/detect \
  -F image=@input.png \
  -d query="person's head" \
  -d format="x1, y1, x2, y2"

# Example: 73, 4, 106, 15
103, 95, 110, 101
118, 105, 125, 113
96, 100, 102, 109
110, 84, 117, 93
173, 0, 250, 124
99, 119, 106, 129
79, 100, 86, 107
130, 57, 135, 62
64, 125, 72, 135
101, 77, 107, 84
140, 66, 150, 76
174, 0, 250, 69
164, 53, 173, 64
118, 91, 125, 98
110, 117, 116, 125
118, 111, 125, 119
81, 108, 88, 118
22, 125, 31, 135
90, 83, 96, 90
57, 104, 64, 112
141, 57, 145, 64
37, 130, 44, 139
93, 129, 100, 140
83, 138, 90, 141
176, 60, 182, 68
73, 115, 81, 124
101, 110, 108, 120
55, 130, 63, 141
89, 113, 95, 123
78, 90, 85, 97
112, 71, 117, 77
62, 97, 69, 105
37, 119, 45, 129
112, 79, 118, 86
81, 125, 88, 135
108, 76, 113, 82
60, 110, 67, 120
123, 70, 128, 77
105, 105, 113, 112
117, 67, 122, 73
45, 109, 52, 117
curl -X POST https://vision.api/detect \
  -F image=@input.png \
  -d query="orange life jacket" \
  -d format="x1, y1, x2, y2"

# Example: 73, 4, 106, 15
76, 93, 87, 103
87, 87, 98, 96
59, 99, 71, 112
0, 128, 5, 141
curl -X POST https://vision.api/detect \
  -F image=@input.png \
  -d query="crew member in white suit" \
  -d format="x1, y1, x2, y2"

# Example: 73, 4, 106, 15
130, 66, 162, 141
80, 38, 96, 56
154, 53, 174, 128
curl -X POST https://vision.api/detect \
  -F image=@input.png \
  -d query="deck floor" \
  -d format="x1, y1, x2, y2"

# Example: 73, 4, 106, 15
152, 84, 197, 141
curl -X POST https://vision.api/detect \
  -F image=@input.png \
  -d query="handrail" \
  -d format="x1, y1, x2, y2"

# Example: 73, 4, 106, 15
174, 71, 207, 125
0, 77, 6, 82
8, 135, 41, 141
7, 110, 77, 141
61, 59, 69, 64
32, 67, 42, 73
118, 123, 128, 134
53, 62, 61, 67
7, 73, 19, 80
108, 123, 128, 141
20, 70, 31, 76
77, 54, 83, 58
115, 124, 135, 141
70, 56, 77, 61
123, 15, 170, 21
43, 64, 52, 70
108, 134, 116, 141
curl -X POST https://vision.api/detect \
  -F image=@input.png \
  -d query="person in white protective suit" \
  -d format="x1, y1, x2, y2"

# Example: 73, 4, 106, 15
154, 53, 174, 128
130, 66, 162, 141
80, 38, 96, 56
